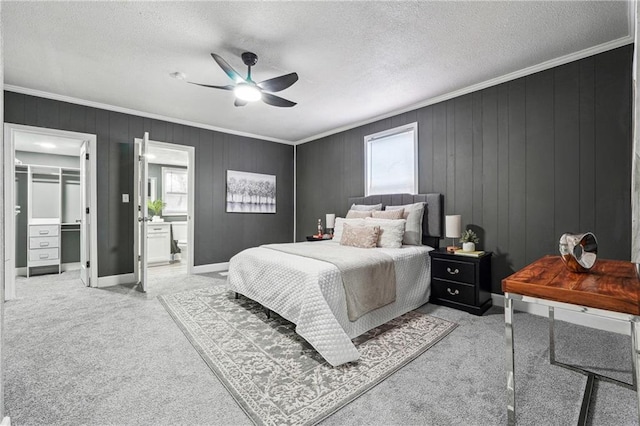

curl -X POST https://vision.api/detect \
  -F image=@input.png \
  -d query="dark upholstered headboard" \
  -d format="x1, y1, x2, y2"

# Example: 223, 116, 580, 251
347, 193, 444, 248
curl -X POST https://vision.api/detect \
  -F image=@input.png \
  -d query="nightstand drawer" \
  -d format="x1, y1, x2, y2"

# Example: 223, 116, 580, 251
432, 258, 475, 284
431, 279, 475, 306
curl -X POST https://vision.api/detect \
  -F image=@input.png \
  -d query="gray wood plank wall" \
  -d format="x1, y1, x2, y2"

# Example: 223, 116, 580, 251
296, 45, 632, 293
4, 92, 294, 277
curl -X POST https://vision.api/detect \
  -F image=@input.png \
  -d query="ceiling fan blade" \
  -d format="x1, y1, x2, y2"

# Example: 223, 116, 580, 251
234, 98, 248, 107
211, 53, 244, 83
262, 92, 297, 107
257, 72, 299, 93
188, 82, 234, 91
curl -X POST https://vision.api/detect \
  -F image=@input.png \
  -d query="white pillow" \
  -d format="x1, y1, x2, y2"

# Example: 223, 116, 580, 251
333, 217, 366, 243
364, 217, 406, 248
345, 210, 373, 219
350, 203, 383, 211
386, 202, 425, 245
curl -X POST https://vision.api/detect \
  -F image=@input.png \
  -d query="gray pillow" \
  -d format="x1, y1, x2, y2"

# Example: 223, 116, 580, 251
350, 203, 383, 211
385, 202, 425, 245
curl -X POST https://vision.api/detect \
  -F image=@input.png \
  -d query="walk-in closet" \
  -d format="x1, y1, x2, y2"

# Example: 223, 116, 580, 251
15, 150, 82, 277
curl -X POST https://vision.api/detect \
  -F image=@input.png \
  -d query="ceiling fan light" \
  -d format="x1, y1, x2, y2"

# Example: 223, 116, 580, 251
234, 83, 261, 102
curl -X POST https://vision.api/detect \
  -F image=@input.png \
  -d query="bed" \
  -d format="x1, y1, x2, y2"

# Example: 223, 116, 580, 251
226, 193, 444, 366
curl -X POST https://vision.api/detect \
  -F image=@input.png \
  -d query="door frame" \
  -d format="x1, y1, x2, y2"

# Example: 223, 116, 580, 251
132, 137, 195, 282
3, 123, 98, 298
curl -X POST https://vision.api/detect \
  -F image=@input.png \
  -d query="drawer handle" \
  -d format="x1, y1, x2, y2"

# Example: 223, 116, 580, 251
447, 288, 459, 296
39, 230, 49, 235
446, 267, 460, 275
39, 242, 49, 247
39, 254, 49, 259
153, 228, 163, 231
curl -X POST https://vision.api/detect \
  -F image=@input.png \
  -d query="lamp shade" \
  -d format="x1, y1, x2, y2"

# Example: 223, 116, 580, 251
326, 213, 335, 229
445, 215, 462, 238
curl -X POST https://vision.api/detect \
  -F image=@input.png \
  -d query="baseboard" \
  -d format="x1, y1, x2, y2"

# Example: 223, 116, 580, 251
16, 262, 81, 276
96, 273, 136, 288
61, 262, 80, 272
192, 262, 229, 274
491, 294, 630, 335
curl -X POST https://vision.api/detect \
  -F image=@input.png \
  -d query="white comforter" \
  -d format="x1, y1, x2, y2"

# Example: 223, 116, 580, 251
226, 241, 433, 366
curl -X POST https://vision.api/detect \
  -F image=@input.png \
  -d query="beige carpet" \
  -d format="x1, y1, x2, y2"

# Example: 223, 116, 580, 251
159, 286, 457, 426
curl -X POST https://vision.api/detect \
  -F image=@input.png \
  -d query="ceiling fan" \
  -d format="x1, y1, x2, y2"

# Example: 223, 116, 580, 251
190, 52, 298, 108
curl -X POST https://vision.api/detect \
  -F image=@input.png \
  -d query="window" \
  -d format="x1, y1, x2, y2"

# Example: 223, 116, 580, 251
162, 167, 188, 215
365, 122, 418, 196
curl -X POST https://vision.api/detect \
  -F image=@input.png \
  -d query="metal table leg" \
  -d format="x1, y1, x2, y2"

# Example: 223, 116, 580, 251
505, 294, 516, 425
632, 320, 640, 421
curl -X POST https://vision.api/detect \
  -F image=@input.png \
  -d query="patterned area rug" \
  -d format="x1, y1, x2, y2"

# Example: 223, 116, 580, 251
159, 285, 457, 426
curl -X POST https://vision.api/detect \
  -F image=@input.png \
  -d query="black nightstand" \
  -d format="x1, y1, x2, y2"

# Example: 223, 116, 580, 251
428, 248, 492, 315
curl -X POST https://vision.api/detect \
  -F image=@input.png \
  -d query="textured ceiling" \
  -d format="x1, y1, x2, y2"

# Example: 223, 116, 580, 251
2, 1, 632, 144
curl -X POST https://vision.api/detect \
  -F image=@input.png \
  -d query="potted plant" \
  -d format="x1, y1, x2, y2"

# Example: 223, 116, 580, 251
460, 229, 479, 252
147, 199, 166, 222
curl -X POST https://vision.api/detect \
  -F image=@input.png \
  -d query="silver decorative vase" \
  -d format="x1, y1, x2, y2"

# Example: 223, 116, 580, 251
558, 232, 598, 273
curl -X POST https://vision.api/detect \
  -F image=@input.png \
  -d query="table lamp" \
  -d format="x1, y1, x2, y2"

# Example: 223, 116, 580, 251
326, 213, 335, 236
445, 215, 461, 252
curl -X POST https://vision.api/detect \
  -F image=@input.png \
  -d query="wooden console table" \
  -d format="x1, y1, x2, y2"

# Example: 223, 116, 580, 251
502, 255, 640, 425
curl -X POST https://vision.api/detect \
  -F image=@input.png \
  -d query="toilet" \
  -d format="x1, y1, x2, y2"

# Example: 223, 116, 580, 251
171, 222, 188, 262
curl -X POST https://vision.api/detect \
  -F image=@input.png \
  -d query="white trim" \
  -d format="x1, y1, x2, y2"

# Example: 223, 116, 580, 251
629, 0, 637, 44
192, 262, 229, 274
96, 273, 136, 288
3, 85, 293, 146
145, 140, 195, 277
5, 37, 633, 148
293, 144, 297, 242
364, 122, 418, 196
61, 262, 81, 272
296, 36, 634, 145
491, 294, 630, 335
1, 416, 11, 426
3, 124, 99, 298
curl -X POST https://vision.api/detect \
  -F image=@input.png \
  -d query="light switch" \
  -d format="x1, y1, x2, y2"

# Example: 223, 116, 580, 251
122, 194, 129, 203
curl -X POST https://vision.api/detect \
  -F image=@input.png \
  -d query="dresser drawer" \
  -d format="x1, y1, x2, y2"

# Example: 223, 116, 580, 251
432, 258, 475, 284
148, 225, 170, 234
431, 279, 475, 306
29, 247, 59, 262
29, 236, 59, 249
29, 225, 59, 237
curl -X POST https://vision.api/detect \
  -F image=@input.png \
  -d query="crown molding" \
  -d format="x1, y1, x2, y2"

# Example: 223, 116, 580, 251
2, 85, 295, 145
5, 35, 633, 147
295, 36, 634, 145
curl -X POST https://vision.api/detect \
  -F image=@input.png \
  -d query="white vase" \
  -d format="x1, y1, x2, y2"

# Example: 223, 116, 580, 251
462, 242, 475, 252
152, 215, 163, 222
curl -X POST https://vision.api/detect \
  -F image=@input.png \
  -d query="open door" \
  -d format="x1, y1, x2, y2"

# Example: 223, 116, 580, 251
3, 125, 16, 300
133, 132, 150, 292
79, 141, 91, 286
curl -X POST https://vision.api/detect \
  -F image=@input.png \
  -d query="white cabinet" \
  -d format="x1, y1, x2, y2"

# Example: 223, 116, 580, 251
147, 223, 171, 264
27, 224, 60, 276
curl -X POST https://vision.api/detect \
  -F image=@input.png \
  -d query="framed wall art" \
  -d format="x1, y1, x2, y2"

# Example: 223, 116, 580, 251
226, 170, 276, 213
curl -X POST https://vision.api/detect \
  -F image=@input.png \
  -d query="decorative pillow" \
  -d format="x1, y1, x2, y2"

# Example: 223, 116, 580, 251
346, 210, 373, 219
340, 224, 380, 248
333, 217, 366, 243
385, 202, 426, 245
350, 203, 383, 211
363, 217, 406, 248
372, 209, 404, 220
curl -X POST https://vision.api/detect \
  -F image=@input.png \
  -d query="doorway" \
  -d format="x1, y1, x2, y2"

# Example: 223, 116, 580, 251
3, 124, 98, 299
133, 134, 195, 292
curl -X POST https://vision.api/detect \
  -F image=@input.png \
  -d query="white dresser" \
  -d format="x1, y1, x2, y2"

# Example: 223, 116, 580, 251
147, 222, 171, 264
28, 223, 60, 277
